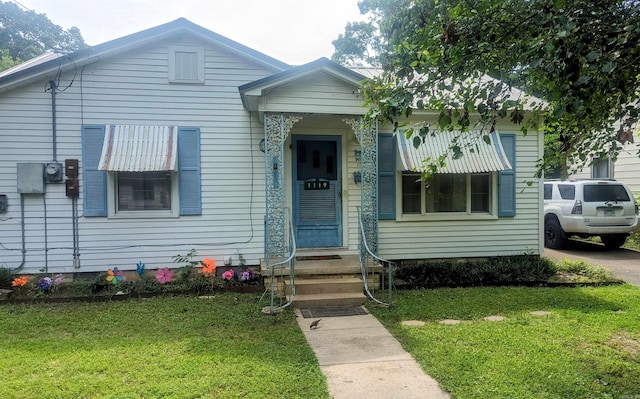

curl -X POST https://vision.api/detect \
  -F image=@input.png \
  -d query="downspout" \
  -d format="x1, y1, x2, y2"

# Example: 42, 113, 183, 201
9, 195, 27, 272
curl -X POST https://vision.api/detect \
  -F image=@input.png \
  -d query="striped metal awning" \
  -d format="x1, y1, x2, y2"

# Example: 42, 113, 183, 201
98, 125, 178, 172
396, 130, 512, 174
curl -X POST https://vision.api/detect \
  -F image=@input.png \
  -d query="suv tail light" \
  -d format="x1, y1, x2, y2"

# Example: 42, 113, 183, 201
571, 200, 583, 215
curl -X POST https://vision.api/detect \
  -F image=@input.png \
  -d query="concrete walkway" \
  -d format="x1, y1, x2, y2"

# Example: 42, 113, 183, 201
295, 308, 450, 399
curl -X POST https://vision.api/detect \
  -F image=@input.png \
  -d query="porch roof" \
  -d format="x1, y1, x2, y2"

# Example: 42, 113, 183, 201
98, 125, 178, 172
396, 130, 512, 174
238, 57, 367, 112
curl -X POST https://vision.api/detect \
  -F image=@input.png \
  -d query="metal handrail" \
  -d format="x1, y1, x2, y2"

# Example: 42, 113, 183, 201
263, 208, 297, 314
357, 207, 394, 307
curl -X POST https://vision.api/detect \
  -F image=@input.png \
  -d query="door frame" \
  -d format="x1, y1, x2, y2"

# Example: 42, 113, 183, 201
291, 134, 343, 248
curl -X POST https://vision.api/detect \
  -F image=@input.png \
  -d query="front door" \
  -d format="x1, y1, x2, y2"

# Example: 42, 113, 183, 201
292, 135, 342, 248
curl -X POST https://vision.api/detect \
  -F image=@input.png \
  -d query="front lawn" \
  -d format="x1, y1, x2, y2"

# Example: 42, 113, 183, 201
369, 285, 640, 399
0, 294, 329, 399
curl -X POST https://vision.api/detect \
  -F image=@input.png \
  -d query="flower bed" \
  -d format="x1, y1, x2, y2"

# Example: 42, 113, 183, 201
0, 250, 263, 303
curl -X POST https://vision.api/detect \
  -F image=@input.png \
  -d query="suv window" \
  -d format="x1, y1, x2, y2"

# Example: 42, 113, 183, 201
558, 184, 575, 200
583, 184, 631, 202
544, 184, 552, 200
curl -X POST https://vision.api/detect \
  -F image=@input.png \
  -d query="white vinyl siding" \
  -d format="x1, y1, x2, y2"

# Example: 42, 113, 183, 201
255, 72, 366, 115
0, 39, 280, 273
378, 123, 542, 260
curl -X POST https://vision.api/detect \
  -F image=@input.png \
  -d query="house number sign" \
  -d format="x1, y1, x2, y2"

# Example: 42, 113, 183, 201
304, 179, 330, 190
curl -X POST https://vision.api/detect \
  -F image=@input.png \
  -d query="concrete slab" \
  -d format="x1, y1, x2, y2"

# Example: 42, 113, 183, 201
296, 309, 450, 399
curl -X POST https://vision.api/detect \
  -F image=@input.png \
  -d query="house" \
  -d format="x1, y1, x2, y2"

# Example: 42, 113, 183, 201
569, 130, 640, 196
0, 18, 544, 280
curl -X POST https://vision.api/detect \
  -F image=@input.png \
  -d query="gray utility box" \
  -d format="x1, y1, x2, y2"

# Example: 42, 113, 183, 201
17, 163, 45, 194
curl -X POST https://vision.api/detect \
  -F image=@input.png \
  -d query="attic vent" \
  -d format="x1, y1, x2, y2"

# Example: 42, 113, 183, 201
169, 46, 204, 84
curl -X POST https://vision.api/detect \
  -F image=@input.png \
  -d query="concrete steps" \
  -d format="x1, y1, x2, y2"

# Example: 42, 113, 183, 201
286, 276, 366, 307
262, 253, 382, 308
289, 291, 367, 308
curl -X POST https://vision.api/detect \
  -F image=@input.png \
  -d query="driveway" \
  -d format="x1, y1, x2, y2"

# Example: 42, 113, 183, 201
543, 240, 640, 286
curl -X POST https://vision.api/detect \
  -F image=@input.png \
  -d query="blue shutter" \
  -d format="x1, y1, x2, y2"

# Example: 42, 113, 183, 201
81, 125, 107, 217
178, 127, 201, 215
378, 133, 396, 219
498, 134, 516, 217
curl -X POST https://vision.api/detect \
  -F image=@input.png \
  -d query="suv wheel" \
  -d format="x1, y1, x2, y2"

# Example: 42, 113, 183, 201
600, 234, 628, 250
544, 217, 567, 249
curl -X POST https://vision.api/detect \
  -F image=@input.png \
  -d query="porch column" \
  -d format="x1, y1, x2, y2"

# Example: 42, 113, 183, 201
343, 117, 379, 253
264, 113, 303, 259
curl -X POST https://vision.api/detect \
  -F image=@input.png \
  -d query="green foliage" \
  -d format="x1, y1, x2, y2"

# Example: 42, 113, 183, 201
0, 295, 329, 398
0, 265, 13, 289
551, 259, 619, 283
0, 49, 19, 71
0, 1, 86, 69
370, 285, 640, 399
331, 20, 383, 67
338, 0, 640, 176
172, 248, 200, 268
394, 255, 557, 288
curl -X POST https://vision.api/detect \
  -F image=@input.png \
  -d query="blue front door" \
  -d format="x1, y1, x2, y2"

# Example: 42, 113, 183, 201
293, 135, 342, 248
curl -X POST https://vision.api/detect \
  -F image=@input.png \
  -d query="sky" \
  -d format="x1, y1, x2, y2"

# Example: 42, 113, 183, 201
14, 0, 365, 65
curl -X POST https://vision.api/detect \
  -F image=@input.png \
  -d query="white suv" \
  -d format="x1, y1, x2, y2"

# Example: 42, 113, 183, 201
544, 179, 639, 249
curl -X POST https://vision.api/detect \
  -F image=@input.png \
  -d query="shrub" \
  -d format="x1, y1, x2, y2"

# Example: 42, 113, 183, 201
394, 255, 557, 288
0, 266, 14, 289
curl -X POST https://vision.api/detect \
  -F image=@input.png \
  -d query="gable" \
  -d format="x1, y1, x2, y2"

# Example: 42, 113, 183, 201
0, 18, 289, 94
244, 70, 365, 115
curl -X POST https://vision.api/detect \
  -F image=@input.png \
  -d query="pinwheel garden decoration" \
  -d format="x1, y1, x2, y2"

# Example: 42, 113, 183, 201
221, 269, 236, 281
201, 258, 216, 275
155, 267, 174, 284
136, 261, 145, 277
106, 267, 124, 284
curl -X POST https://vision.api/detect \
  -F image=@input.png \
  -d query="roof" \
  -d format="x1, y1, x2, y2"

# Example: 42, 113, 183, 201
348, 67, 542, 110
239, 57, 367, 110
0, 18, 290, 93
0, 51, 65, 79
396, 130, 512, 174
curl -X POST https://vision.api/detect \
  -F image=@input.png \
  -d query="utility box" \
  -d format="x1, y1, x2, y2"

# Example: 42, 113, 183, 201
45, 162, 64, 183
0, 194, 7, 213
65, 178, 79, 198
17, 163, 45, 194
65, 159, 79, 179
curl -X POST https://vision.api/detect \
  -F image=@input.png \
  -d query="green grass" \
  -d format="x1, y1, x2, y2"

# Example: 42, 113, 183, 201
624, 229, 640, 251
369, 285, 640, 399
0, 294, 329, 399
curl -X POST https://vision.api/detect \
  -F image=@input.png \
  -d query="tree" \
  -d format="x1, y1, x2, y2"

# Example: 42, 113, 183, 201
0, 49, 18, 70
0, 1, 86, 70
335, 0, 640, 177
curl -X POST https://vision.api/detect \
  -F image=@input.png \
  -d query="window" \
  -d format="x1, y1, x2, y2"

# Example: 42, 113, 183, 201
544, 184, 552, 200
591, 158, 611, 179
108, 171, 179, 217
82, 125, 202, 218
401, 172, 493, 216
558, 184, 575, 200
583, 184, 630, 202
169, 46, 204, 84
116, 172, 172, 211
